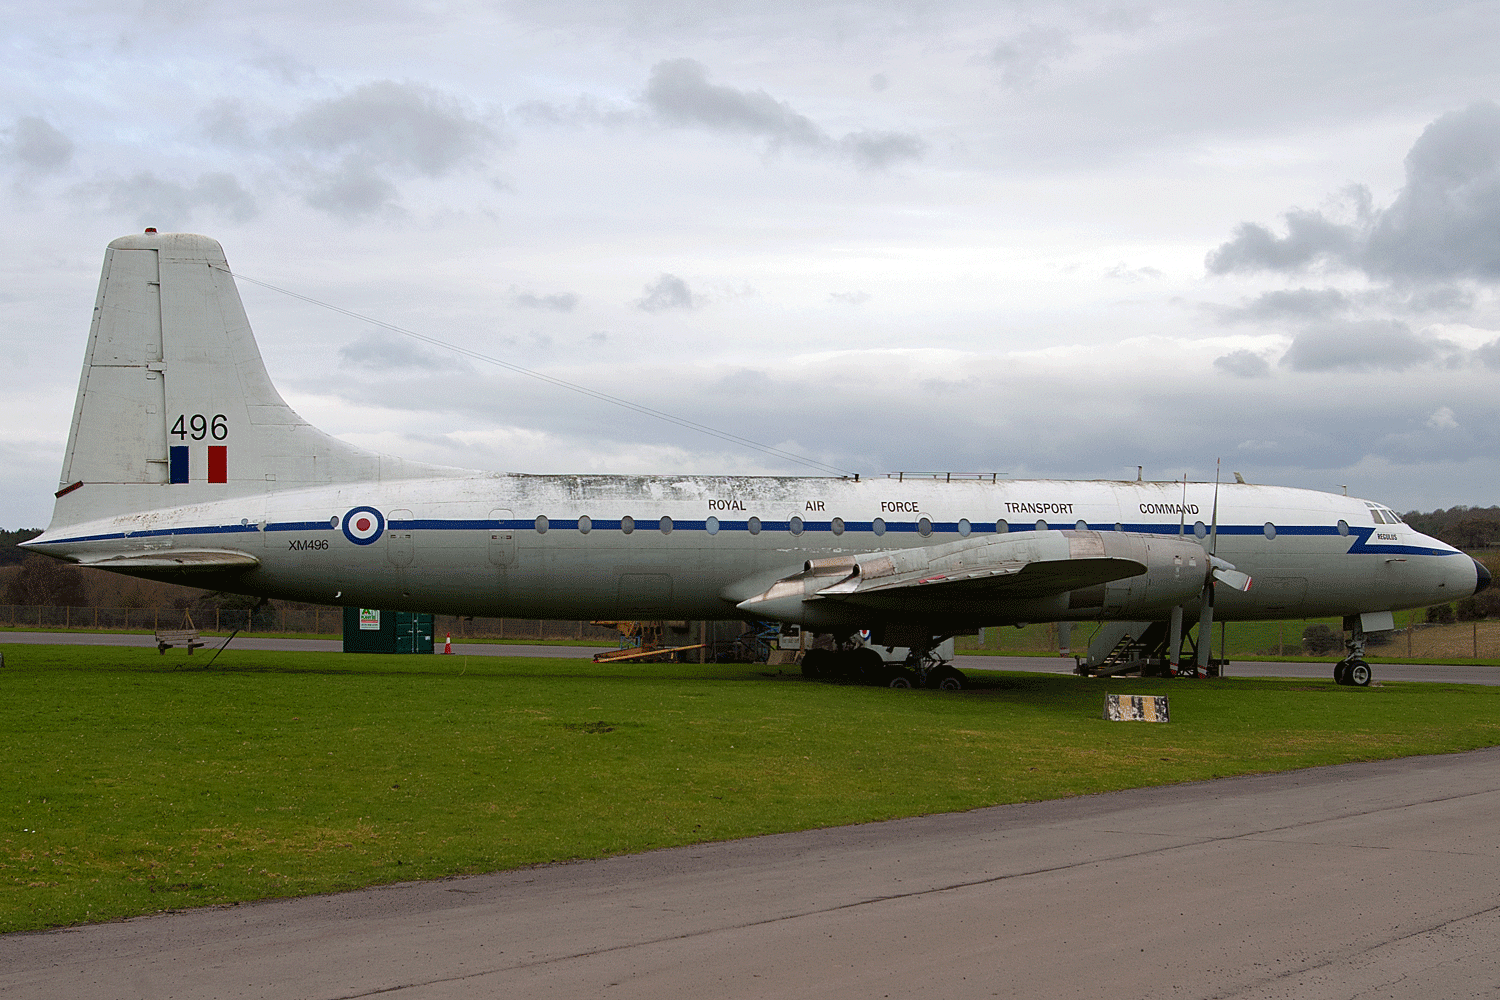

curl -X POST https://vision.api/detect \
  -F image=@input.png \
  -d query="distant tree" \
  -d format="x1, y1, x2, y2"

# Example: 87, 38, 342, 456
1426, 603, 1457, 625
1455, 596, 1486, 621
0, 529, 44, 567
2, 555, 86, 607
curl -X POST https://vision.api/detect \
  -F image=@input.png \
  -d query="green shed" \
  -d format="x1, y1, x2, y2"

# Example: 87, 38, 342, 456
342, 608, 435, 653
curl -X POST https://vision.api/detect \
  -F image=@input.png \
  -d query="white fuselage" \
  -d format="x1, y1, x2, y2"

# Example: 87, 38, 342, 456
35, 473, 1475, 627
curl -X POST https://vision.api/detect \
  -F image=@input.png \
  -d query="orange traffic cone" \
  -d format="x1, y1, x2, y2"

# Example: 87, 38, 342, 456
443, 633, 453, 655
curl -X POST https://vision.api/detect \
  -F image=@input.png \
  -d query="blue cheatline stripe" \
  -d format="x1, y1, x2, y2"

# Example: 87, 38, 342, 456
169, 446, 189, 484
39, 516, 1462, 557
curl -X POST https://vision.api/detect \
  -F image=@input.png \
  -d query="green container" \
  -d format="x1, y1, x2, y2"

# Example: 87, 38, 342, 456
342, 608, 435, 654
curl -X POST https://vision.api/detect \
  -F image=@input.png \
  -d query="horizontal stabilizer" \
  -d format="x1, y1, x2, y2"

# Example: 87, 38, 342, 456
78, 550, 261, 573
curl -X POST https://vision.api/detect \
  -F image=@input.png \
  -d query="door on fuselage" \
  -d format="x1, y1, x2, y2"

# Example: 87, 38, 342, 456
488, 509, 515, 566
387, 509, 414, 567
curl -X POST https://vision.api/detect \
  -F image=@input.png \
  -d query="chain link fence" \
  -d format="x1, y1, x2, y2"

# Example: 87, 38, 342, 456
0, 605, 619, 642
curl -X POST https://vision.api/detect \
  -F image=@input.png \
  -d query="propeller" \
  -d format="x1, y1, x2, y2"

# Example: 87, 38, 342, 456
1193, 461, 1252, 674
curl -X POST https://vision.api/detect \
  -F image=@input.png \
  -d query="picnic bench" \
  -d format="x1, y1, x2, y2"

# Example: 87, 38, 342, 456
155, 629, 206, 654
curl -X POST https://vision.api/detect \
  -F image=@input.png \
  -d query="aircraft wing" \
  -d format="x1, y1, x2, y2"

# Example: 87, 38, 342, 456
734, 531, 1159, 621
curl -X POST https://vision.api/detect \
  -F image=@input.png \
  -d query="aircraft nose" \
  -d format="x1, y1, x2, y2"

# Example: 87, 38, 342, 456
1475, 558, 1492, 595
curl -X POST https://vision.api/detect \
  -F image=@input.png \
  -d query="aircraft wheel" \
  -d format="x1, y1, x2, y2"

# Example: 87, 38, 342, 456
886, 670, 916, 689
1348, 660, 1372, 687
1333, 661, 1351, 685
851, 647, 885, 682
802, 649, 831, 678
926, 665, 966, 691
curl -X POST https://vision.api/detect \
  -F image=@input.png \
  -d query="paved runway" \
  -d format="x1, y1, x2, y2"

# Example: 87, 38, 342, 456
4, 747, 1499, 999
5, 632, 1495, 684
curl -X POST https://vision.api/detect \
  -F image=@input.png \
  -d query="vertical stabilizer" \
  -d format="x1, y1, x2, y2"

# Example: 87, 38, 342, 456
48, 232, 447, 530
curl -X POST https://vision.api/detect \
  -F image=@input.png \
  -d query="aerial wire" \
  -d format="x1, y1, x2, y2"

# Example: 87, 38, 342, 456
218, 267, 856, 478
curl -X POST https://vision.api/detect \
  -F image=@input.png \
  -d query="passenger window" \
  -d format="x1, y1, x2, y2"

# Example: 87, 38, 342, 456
578, 515, 592, 534
831, 517, 845, 535
957, 518, 970, 537
873, 517, 886, 536
996, 519, 1009, 534
1035, 519, 1047, 532
1193, 520, 1207, 539
918, 517, 932, 537
1264, 522, 1276, 539
621, 515, 635, 534
1074, 519, 1087, 531
1337, 519, 1349, 536
748, 516, 761, 535
660, 515, 672, 534
706, 516, 719, 536
535, 515, 548, 534
789, 516, 804, 536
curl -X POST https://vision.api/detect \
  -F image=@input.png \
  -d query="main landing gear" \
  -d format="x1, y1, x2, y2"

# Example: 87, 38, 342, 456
800, 635, 966, 690
1333, 615, 1373, 687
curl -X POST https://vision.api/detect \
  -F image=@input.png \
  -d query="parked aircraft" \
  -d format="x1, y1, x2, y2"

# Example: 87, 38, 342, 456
23, 233, 1490, 687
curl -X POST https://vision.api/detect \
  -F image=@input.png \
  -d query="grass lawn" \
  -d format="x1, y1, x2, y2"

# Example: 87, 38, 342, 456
5, 644, 1500, 933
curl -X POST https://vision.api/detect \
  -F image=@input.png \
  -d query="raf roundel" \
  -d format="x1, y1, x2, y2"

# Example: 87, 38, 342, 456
341, 506, 386, 545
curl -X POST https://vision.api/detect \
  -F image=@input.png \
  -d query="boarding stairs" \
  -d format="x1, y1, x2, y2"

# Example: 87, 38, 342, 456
1074, 620, 1223, 678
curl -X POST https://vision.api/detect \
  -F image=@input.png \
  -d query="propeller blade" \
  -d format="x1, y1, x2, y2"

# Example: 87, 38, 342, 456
1213, 566, 1252, 592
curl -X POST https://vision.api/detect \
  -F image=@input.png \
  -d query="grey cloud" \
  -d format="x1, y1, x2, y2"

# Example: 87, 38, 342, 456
78, 170, 256, 229
301, 157, 400, 218
1206, 208, 1360, 275
1218, 288, 1349, 324
512, 289, 580, 312
281, 81, 500, 178
636, 273, 697, 312
646, 58, 823, 144
1208, 103, 1500, 284
1213, 350, 1271, 378
643, 59, 923, 169
1364, 102, 1500, 281
339, 331, 468, 372
1477, 339, 1500, 369
1278, 320, 1449, 373
1105, 263, 1164, 281
199, 99, 254, 148
986, 27, 1076, 88
6, 117, 73, 174
840, 130, 925, 169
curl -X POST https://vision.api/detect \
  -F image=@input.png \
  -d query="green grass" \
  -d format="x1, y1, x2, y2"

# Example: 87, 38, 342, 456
5, 645, 1500, 933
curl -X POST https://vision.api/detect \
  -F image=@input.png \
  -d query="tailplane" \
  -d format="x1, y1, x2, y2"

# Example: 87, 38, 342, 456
47, 231, 447, 530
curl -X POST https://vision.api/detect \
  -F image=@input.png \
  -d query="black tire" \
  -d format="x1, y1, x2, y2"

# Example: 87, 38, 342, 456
926, 665, 966, 691
851, 647, 886, 683
802, 648, 831, 678
1348, 659, 1372, 686
1333, 661, 1351, 685
886, 670, 916, 689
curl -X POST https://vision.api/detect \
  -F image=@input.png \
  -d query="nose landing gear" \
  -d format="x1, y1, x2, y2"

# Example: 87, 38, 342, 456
1334, 615, 1373, 686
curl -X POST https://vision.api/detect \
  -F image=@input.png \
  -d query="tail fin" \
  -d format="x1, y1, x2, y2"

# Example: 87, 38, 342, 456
48, 231, 445, 530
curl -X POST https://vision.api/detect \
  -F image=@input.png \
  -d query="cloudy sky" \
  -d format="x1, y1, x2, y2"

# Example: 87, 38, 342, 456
4, 0, 1500, 528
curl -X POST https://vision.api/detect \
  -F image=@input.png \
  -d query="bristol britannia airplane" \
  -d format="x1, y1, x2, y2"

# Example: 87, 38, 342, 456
22, 232, 1491, 687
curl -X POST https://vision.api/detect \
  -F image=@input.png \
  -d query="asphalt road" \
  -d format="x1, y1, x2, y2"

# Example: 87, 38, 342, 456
4, 748, 1499, 999
4, 632, 1496, 683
